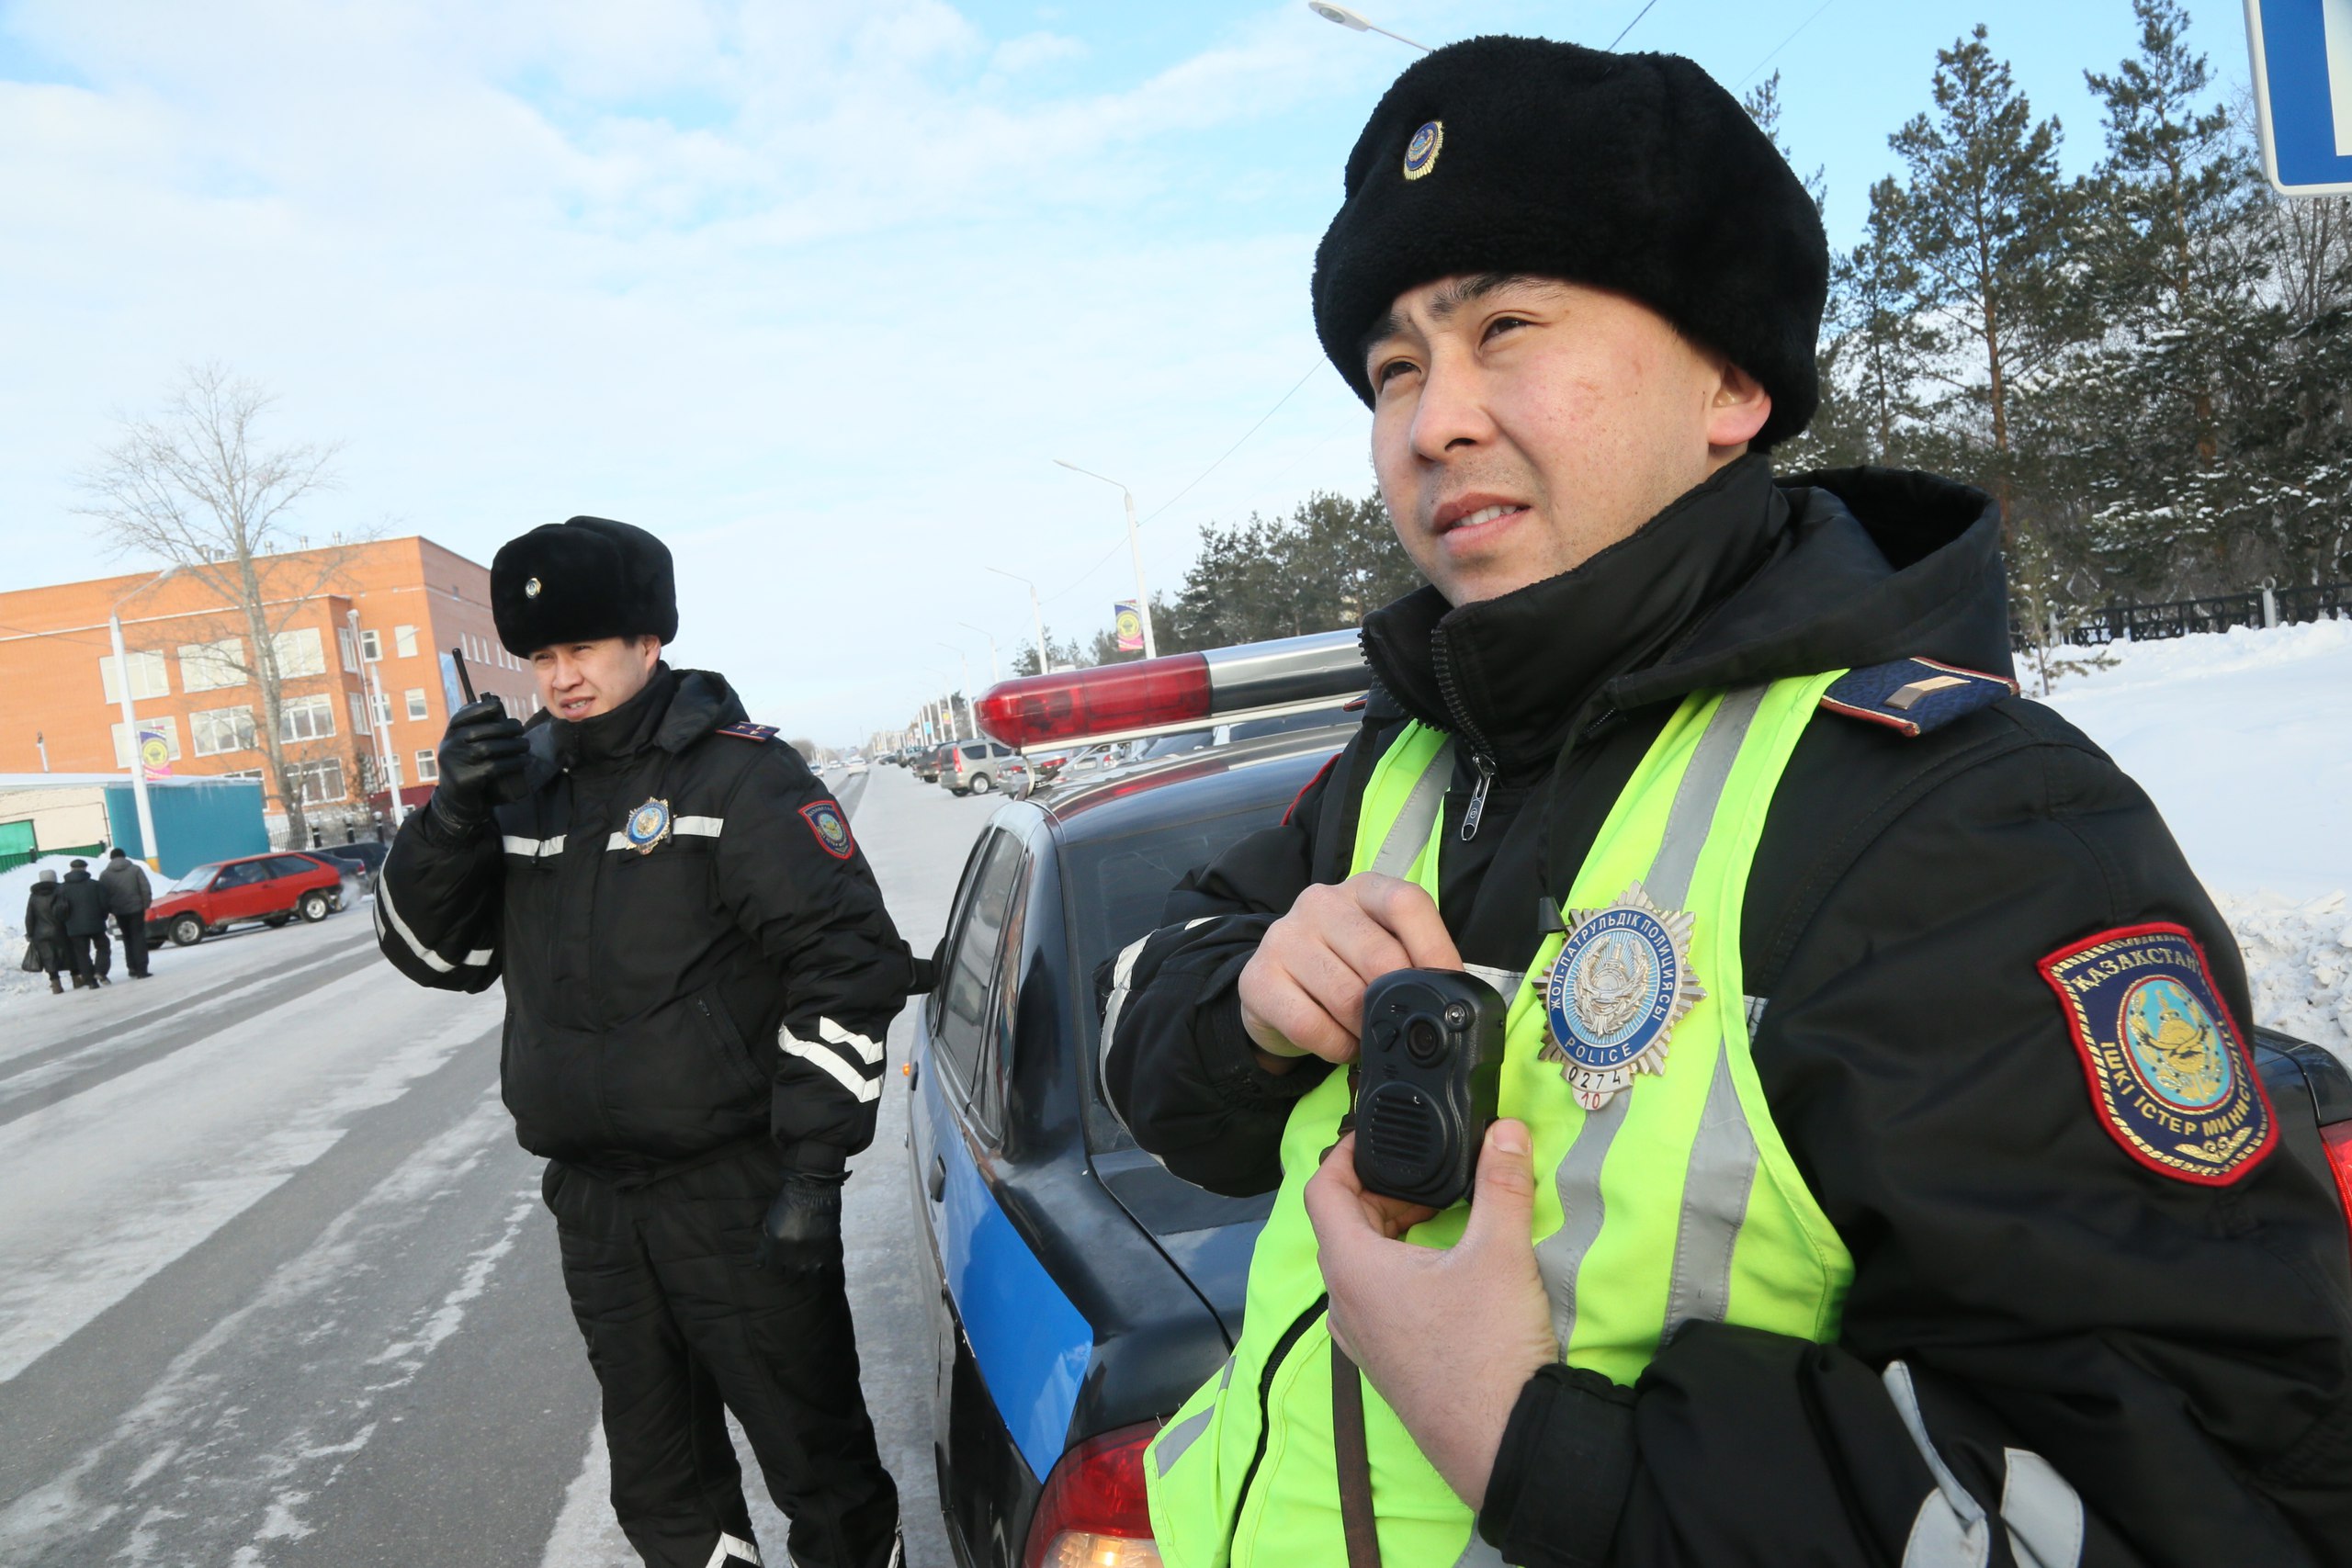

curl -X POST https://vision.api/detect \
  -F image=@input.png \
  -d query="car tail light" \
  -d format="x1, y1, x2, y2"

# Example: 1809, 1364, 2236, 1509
976, 628, 1366, 750
2323, 1122, 2352, 1253
1023, 1421, 1163, 1568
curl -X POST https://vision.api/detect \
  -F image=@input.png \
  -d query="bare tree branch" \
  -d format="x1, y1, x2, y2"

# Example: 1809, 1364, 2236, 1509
74, 361, 377, 846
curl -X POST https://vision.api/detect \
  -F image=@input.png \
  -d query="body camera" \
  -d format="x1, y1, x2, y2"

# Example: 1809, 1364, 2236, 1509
1353, 968, 1506, 1209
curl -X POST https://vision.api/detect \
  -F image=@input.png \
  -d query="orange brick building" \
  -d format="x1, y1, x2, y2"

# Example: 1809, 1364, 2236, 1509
0, 537, 538, 843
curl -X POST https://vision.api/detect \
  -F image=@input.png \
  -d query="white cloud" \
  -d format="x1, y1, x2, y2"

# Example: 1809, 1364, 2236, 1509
0, 0, 1393, 739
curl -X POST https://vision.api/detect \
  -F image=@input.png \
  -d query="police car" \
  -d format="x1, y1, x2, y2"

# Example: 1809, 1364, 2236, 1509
903, 632, 2352, 1568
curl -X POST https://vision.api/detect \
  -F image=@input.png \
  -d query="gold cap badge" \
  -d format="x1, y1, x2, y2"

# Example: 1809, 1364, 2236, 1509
524, 577, 542, 599
1403, 119, 1442, 180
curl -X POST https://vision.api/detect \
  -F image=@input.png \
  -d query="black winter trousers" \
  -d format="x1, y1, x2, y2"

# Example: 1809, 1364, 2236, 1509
68, 932, 109, 980
117, 919, 149, 977
542, 1142, 899, 1568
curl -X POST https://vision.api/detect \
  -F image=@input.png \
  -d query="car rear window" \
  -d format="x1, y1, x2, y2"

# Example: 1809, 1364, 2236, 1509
1062, 800, 1292, 1150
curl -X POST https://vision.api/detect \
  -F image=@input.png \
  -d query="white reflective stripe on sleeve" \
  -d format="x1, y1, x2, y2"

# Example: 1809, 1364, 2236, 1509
675, 815, 723, 837
702, 1531, 761, 1567
1096, 931, 1158, 1111
1999, 1449, 2084, 1568
817, 1016, 884, 1065
1885, 1360, 1990, 1568
780, 1032, 883, 1102
378, 881, 449, 973
376, 881, 495, 973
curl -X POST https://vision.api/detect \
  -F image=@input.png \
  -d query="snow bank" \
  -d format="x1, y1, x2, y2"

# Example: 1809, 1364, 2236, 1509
2211, 890, 2352, 1056
2043, 619, 2352, 1060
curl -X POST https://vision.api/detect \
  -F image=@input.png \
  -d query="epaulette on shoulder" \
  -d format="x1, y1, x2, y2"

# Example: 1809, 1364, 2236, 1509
1819, 657, 2018, 738
715, 721, 779, 742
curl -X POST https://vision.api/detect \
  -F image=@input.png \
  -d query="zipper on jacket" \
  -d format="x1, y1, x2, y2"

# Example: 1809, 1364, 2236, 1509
1430, 634, 1499, 841
1226, 1295, 1329, 1554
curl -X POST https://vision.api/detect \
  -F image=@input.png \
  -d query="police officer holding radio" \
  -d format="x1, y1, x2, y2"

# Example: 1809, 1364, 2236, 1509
1103, 39, 2352, 1568
376, 516, 914, 1568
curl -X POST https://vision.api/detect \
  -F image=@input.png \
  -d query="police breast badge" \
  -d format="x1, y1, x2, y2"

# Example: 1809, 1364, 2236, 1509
623, 796, 673, 854
1541, 883, 1705, 1110
2039, 923, 2275, 1185
799, 800, 855, 861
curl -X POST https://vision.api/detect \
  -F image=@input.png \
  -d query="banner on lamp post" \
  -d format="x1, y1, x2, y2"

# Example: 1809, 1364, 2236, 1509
138, 730, 172, 780
1114, 601, 1144, 653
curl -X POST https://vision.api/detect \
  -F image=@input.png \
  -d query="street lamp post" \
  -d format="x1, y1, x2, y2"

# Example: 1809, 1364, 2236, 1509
956, 623, 1000, 683
1053, 459, 1158, 659
936, 644, 972, 739
987, 567, 1050, 675
349, 608, 403, 832
1306, 2, 1432, 51
108, 565, 180, 868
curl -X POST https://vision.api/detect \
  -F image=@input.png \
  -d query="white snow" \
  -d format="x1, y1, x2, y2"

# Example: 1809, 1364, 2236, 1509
2042, 619, 2352, 1056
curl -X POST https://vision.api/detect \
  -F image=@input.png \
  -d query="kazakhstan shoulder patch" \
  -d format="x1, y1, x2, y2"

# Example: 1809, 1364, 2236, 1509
2039, 922, 2275, 1186
1818, 658, 2017, 738
799, 799, 855, 861
717, 721, 779, 742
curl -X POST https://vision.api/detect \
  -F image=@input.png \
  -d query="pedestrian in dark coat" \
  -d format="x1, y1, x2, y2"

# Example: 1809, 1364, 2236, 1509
99, 848, 154, 978
23, 871, 69, 993
56, 861, 111, 987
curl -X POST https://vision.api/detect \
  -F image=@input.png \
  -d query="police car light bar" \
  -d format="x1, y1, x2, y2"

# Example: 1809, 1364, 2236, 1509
974, 627, 1367, 751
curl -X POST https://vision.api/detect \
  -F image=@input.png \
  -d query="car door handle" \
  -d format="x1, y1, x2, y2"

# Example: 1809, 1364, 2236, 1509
929, 1153, 946, 1203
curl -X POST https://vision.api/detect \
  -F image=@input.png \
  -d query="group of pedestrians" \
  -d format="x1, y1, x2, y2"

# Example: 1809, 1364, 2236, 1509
20, 847, 154, 993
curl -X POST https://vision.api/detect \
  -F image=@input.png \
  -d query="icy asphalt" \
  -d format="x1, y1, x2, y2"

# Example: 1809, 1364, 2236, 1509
0, 763, 1006, 1568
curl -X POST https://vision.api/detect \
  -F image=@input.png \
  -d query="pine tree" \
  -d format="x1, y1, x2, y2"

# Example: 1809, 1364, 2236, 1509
2072, 0, 2278, 594
1883, 25, 2083, 523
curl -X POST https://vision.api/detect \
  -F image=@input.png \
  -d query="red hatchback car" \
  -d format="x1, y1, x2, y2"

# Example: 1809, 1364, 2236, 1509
145, 852, 348, 947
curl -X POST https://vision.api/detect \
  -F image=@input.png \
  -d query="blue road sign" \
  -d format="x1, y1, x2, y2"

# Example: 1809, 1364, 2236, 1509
2247, 0, 2352, 195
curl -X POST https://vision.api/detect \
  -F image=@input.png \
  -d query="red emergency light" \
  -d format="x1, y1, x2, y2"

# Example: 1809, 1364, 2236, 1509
974, 628, 1367, 751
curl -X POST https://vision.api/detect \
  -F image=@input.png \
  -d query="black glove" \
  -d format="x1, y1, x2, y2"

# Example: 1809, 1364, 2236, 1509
759, 1169, 848, 1275
429, 697, 530, 833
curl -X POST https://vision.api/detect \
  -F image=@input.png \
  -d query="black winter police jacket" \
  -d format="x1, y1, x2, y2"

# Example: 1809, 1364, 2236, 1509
1102, 457, 2352, 1566
377, 665, 919, 1179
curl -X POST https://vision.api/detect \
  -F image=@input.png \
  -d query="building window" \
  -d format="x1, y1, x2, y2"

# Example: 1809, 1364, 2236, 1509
374, 690, 393, 728
361, 628, 382, 661
349, 691, 372, 736
337, 626, 358, 671
191, 706, 257, 757
111, 716, 182, 768
215, 768, 264, 782
278, 693, 336, 742
178, 637, 246, 692
288, 757, 345, 805
384, 753, 404, 788
273, 627, 327, 679
99, 649, 171, 704
394, 625, 417, 658
415, 749, 439, 783
405, 688, 428, 721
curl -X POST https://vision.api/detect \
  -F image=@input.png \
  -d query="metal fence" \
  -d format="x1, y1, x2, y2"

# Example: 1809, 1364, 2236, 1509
2048, 581, 2351, 649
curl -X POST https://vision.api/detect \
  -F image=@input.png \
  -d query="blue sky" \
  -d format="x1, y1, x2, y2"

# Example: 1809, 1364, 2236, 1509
0, 0, 2240, 739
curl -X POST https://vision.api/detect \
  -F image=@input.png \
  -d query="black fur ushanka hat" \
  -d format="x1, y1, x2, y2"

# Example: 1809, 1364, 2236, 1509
490, 516, 678, 656
1311, 36, 1827, 448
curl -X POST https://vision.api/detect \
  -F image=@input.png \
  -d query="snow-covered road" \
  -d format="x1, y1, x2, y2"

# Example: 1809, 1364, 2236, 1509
0, 765, 1004, 1568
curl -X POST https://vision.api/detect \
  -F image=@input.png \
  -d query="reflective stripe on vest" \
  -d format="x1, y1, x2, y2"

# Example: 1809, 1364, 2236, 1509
1144, 677, 1857, 1568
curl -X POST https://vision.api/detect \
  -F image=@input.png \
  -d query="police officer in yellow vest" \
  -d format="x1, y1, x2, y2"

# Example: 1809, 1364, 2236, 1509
1100, 37, 2352, 1568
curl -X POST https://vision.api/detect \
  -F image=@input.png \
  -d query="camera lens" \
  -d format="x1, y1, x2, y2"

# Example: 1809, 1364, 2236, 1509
1406, 1018, 1443, 1064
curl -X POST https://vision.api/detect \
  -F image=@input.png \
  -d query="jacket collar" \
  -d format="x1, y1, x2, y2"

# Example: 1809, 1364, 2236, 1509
1359, 456, 1789, 780
1356, 459, 2007, 777
529, 665, 751, 778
